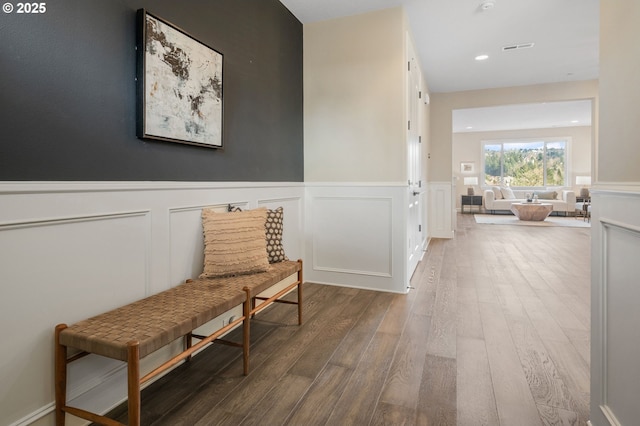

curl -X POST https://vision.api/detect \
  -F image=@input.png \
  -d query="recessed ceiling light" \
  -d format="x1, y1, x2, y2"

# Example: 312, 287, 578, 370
466, 126, 474, 129
571, 120, 579, 123
480, 1, 496, 10
475, 54, 489, 61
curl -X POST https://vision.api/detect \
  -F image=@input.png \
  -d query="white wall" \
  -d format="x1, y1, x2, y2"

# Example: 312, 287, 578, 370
597, 3, 640, 185
302, 7, 429, 286
0, 182, 304, 426
304, 7, 407, 183
590, 1, 640, 425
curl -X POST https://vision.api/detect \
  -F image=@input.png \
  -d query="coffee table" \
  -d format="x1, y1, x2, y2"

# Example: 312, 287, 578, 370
510, 202, 553, 221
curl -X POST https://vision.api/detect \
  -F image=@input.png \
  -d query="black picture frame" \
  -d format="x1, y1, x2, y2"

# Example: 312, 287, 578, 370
136, 9, 223, 148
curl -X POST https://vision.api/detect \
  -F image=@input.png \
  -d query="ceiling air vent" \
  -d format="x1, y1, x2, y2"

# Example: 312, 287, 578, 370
502, 42, 535, 51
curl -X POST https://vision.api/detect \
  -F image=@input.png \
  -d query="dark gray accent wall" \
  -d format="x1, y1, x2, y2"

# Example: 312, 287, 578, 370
0, 0, 303, 181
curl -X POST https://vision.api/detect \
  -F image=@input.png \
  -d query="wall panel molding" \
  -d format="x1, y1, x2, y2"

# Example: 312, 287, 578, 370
305, 185, 408, 293
0, 181, 305, 426
597, 217, 640, 426
0, 210, 151, 231
311, 196, 393, 278
591, 189, 640, 426
429, 181, 454, 239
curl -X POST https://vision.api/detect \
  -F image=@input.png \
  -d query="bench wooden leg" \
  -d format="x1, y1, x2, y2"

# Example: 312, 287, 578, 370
251, 296, 256, 319
54, 324, 68, 426
297, 259, 303, 326
243, 287, 251, 375
127, 341, 141, 426
184, 332, 193, 362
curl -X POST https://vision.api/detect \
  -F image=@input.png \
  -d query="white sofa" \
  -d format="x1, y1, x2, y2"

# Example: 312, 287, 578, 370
483, 187, 576, 215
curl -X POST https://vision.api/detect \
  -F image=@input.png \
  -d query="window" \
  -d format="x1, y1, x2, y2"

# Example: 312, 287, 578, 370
482, 139, 568, 187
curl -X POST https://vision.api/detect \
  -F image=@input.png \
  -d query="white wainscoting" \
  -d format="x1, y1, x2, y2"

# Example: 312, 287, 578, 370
0, 181, 304, 426
429, 181, 455, 239
305, 183, 409, 294
590, 187, 640, 426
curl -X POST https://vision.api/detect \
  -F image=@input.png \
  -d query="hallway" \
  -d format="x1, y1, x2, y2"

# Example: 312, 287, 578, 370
110, 213, 591, 425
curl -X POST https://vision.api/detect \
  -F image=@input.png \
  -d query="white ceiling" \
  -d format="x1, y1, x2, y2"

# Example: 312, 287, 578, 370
279, 0, 599, 94
279, 0, 598, 132
452, 99, 593, 133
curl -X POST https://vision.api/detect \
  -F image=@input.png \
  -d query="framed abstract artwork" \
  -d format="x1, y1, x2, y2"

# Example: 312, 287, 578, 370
136, 9, 223, 148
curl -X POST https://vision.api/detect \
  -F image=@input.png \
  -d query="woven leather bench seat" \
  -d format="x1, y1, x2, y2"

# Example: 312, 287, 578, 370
58, 260, 301, 361
55, 259, 303, 426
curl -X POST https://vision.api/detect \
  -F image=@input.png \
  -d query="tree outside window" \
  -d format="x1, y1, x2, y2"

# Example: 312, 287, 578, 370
482, 140, 567, 187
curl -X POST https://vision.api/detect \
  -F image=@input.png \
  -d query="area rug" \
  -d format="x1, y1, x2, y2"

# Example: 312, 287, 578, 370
474, 214, 591, 228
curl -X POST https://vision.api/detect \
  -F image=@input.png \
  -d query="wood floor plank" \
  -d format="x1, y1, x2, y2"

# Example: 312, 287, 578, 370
523, 268, 557, 292
371, 401, 417, 426
520, 296, 571, 342
496, 283, 528, 318
558, 293, 590, 329
542, 340, 590, 419
562, 328, 590, 365
377, 288, 417, 335
417, 354, 457, 426
207, 288, 360, 417
536, 268, 581, 299
325, 331, 400, 425
285, 363, 353, 426
159, 285, 357, 423
379, 312, 431, 409
237, 373, 313, 426
505, 312, 578, 412
537, 404, 586, 426
536, 290, 587, 331
456, 287, 484, 339
154, 325, 298, 424
412, 256, 442, 317
456, 336, 499, 426
287, 289, 376, 379
479, 301, 543, 426
476, 285, 500, 305
425, 277, 457, 358
328, 291, 394, 369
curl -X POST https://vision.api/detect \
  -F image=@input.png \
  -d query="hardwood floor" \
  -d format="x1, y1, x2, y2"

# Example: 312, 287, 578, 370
108, 213, 591, 425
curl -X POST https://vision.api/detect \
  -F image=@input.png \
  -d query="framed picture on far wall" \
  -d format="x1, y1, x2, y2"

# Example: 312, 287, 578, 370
460, 161, 475, 173
136, 9, 223, 148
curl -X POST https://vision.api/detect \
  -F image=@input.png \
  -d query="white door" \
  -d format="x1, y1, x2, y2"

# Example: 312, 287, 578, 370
407, 38, 423, 279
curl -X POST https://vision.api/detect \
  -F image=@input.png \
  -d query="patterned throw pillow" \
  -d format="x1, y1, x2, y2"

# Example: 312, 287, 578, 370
200, 207, 270, 278
266, 207, 287, 264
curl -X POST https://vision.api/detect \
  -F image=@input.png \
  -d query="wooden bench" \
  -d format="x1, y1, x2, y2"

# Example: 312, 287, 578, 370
55, 259, 302, 426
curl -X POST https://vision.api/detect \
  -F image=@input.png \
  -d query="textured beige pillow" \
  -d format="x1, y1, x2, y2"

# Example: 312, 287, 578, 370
200, 207, 270, 278
534, 190, 557, 200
